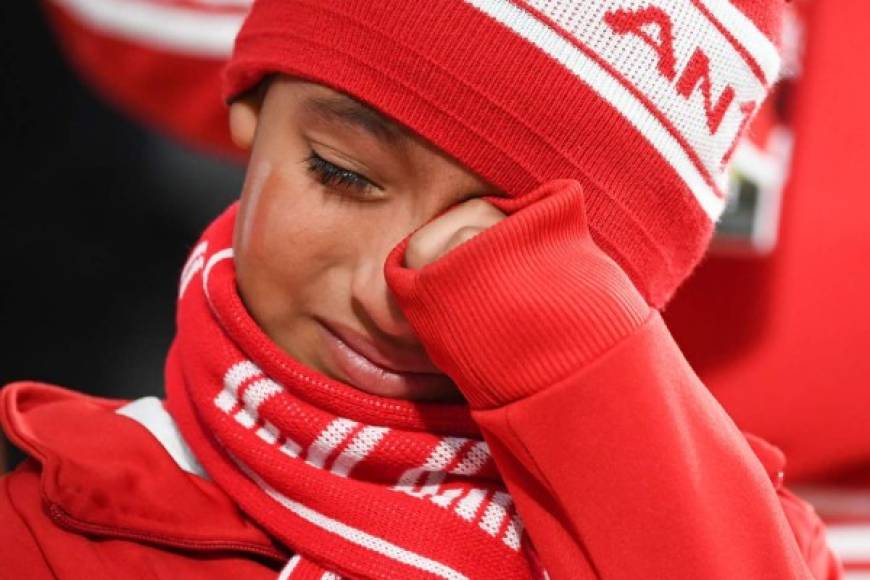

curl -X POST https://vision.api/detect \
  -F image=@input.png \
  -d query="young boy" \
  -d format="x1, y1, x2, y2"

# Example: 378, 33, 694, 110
0, 0, 842, 578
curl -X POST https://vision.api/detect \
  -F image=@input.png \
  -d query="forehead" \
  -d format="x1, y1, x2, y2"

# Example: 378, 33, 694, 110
302, 93, 406, 146
267, 78, 409, 145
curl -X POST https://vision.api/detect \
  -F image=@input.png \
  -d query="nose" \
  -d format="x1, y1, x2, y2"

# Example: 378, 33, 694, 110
349, 238, 417, 344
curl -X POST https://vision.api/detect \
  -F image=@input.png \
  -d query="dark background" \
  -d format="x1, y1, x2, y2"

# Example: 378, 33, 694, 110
1, 4, 242, 406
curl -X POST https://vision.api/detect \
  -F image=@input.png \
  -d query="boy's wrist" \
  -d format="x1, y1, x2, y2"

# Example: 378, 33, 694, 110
386, 180, 651, 409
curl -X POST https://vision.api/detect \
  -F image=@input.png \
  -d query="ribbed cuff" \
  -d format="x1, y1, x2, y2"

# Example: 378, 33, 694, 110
385, 180, 650, 409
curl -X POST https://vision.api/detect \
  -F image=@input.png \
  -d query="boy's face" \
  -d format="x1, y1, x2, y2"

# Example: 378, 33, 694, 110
232, 77, 495, 402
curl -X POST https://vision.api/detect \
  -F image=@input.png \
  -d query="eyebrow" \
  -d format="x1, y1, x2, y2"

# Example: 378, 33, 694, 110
302, 95, 407, 145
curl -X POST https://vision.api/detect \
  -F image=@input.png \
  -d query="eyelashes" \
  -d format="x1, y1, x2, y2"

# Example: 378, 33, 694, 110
305, 150, 383, 200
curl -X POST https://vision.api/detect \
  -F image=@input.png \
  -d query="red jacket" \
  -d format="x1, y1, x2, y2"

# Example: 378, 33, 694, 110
0, 314, 843, 579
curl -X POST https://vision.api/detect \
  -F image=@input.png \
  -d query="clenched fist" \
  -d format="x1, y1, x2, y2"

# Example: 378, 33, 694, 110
384, 179, 650, 408
404, 199, 507, 270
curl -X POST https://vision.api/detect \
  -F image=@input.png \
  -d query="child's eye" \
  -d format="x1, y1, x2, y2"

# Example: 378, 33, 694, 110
305, 150, 383, 200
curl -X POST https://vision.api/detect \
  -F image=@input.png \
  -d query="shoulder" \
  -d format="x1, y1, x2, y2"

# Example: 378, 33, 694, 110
0, 382, 132, 578
0, 382, 285, 579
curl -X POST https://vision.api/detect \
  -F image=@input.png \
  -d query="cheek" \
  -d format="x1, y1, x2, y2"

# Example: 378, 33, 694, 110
235, 163, 351, 318
234, 156, 425, 332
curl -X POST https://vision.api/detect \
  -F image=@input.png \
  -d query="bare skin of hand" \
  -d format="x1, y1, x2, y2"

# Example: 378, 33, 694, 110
404, 199, 507, 270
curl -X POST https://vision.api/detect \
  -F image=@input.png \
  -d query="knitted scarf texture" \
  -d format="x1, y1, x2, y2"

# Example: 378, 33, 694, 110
164, 204, 540, 579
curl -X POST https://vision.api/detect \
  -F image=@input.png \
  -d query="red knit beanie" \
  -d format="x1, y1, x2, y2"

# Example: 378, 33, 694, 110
223, 0, 784, 307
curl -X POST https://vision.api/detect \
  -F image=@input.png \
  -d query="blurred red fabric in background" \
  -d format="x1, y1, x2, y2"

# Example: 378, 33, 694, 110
44, 0, 243, 157
665, 0, 870, 484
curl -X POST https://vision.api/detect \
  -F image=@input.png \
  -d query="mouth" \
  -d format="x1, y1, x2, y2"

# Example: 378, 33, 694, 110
316, 320, 459, 401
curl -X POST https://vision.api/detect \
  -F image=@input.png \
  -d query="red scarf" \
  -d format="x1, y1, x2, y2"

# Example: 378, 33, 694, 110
164, 204, 539, 579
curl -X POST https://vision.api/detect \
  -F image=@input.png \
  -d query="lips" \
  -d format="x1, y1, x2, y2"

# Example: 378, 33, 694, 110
316, 321, 457, 400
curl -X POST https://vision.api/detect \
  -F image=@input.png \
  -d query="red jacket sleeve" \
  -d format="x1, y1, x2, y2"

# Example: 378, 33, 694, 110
385, 179, 842, 579
471, 314, 841, 579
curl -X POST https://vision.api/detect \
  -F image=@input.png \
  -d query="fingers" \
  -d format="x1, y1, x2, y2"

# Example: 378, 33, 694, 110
405, 198, 506, 270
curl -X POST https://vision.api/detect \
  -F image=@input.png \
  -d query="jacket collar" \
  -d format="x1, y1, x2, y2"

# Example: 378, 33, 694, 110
1, 381, 287, 561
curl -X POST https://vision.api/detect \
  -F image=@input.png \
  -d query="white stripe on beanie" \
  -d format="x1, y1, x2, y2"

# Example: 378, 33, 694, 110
465, 0, 781, 220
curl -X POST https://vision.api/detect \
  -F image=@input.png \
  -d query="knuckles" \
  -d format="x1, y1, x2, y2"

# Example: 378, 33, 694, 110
404, 198, 506, 270
446, 226, 485, 251
460, 197, 495, 215
404, 237, 435, 270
